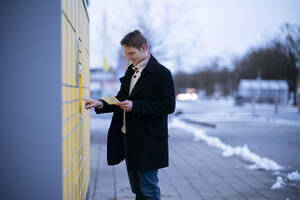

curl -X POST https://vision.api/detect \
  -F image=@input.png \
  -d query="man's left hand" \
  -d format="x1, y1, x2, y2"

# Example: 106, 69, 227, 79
117, 100, 133, 112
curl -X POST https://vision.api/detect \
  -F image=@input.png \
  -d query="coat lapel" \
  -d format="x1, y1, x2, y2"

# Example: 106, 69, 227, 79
129, 71, 152, 98
120, 54, 156, 99
129, 54, 156, 98
119, 66, 134, 98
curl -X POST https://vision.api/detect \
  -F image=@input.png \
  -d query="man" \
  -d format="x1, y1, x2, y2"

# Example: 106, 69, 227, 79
84, 30, 175, 200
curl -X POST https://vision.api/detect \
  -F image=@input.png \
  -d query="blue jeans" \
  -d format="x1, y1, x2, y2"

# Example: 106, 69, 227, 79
126, 169, 161, 200
124, 134, 161, 200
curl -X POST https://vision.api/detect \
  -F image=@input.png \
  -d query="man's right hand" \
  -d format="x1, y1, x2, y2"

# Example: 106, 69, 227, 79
82, 98, 103, 110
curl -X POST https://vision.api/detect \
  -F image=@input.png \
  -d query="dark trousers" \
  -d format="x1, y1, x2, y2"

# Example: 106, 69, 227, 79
123, 134, 161, 200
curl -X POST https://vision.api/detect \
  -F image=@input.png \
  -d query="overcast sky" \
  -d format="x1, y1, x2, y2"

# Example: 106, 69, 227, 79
88, 0, 300, 73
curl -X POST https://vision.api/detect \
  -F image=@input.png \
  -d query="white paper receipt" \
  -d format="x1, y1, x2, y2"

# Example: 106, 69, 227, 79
102, 96, 120, 105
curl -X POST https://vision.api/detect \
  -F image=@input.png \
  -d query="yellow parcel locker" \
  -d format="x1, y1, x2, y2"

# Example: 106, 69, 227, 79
62, 1, 89, 199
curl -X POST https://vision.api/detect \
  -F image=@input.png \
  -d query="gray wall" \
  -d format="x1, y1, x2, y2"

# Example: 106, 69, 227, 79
0, 1, 62, 199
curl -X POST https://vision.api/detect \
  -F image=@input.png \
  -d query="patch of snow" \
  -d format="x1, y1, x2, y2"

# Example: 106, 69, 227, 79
169, 118, 284, 171
179, 113, 300, 126
269, 118, 300, 126
272, 171, 281, 175
287, 171, 300, 181
271, 176, 285, 190
227, 145, 283, 171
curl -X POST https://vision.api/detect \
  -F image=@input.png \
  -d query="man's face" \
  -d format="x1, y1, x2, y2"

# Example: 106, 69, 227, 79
123, 44, 148, 66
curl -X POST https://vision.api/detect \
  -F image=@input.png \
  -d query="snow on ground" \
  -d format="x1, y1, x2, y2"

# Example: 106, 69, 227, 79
224, 145, 284, 171
287, 171, 300, 181
271, 176, 286, 190
175, 99, 234, 111
268, 118, 300, 127
177, 111, 300, 127
169, 117, 284, 171
175, 99, 300, 126
169, 117, 300, 190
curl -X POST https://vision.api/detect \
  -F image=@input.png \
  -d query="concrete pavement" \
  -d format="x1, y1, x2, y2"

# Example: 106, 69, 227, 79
86, 116, 300, 200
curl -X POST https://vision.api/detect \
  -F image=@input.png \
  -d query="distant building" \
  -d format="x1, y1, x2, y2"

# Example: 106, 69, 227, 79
238, 79, 289, 104
90, 48, 128, 99
90, 68, 120, 99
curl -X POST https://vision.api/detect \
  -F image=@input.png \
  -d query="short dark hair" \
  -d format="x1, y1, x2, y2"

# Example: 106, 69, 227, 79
120, 29, 148, 49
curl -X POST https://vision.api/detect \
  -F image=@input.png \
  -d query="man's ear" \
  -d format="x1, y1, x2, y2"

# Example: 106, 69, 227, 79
141, 44, 147, 52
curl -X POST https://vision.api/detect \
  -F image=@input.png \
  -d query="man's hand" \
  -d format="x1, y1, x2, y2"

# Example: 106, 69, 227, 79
117, 100, 133, 112
82, 98, 103, 110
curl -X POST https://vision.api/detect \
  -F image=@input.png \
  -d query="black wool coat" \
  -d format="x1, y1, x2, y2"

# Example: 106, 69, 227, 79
95, 54, 176, 171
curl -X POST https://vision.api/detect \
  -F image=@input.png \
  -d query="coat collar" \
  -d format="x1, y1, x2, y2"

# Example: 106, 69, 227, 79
118, 54, 158, 98
128, 53, 157, 73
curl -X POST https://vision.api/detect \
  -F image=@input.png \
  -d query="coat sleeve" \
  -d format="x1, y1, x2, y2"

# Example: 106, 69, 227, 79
94, 82, 125, 114
94, 99, 116, 114
132, 68, 175, 117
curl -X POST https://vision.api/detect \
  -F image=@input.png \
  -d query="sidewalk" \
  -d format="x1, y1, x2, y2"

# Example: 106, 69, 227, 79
86, 117, 300, 200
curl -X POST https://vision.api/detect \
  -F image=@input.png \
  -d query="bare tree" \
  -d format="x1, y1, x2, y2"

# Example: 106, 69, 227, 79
174, 59, 235, 97
232, 23, 300, 105
130, 0, 203, 68
279, 23, 300, 105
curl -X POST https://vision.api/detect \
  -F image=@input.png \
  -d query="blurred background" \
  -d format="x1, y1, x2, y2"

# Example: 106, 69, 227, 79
88, 0, 300, 107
